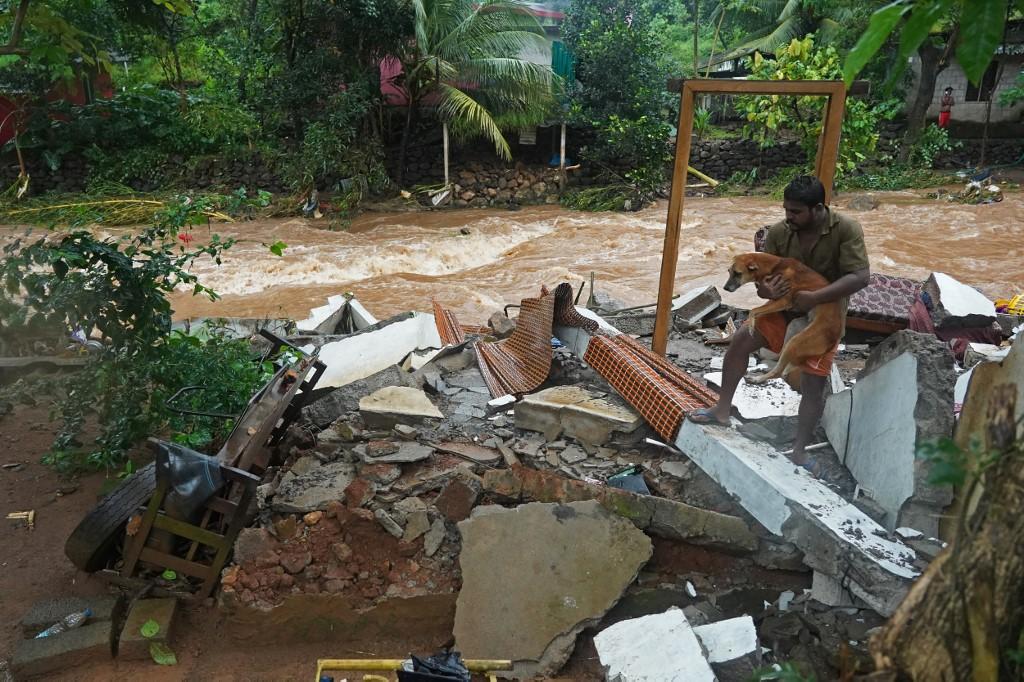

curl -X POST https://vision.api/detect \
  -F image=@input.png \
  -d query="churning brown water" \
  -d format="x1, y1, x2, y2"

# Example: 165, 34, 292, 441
164, 191, 1022, 324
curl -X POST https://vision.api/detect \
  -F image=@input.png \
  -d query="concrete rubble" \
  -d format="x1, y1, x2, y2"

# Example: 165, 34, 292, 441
514, 384, 643, 447
595, 607, 716, 682
675, 419, 918, 616
822, 331, 955, 535
454, 501, 652, 679
922, 272, 997, 329
44, 275, 1015, 679
595, 608, 760, 681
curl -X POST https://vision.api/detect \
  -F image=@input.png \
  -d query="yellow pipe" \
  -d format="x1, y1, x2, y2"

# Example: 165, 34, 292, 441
687, 165, 720, 187
315, 659, 513, 680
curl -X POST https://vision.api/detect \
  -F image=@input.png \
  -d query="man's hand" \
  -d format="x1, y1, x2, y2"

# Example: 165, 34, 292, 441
791, 290, 819, 312
756, 273, 791, 300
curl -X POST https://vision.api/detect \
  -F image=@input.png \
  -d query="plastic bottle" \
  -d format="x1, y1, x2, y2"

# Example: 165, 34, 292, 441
35, 609, 92, 639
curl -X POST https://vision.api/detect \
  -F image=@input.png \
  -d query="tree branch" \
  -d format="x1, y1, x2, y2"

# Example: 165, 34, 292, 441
2, 0, 31, 56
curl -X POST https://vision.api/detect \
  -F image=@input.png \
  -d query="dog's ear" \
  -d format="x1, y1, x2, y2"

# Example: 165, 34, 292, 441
746, 262, 758, 272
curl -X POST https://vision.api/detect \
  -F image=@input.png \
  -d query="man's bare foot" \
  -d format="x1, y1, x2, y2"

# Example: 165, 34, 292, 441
687, 407, 731, 426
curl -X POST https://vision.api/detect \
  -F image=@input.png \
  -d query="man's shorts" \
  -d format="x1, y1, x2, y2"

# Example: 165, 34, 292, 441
748, 313, 838, 377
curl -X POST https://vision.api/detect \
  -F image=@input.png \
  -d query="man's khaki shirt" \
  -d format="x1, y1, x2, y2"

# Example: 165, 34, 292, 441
762, 208, 870, 328
763, 208, 870, 283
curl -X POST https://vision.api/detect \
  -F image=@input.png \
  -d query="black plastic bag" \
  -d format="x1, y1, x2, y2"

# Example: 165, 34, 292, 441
153, 441, 224, 520
397, 649, 471, 682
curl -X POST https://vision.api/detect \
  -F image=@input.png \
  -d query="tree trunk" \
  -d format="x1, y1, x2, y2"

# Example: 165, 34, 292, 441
692, 0, 700, 78
898, 44, 943, 164
396, 99, 417, 187
871, 385, 1024, 681
238, 0, 259, 102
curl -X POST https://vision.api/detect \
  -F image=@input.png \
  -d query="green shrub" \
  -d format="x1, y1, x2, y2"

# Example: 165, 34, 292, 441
907, 124, 957, 169
0, 196, 274, 471
737, 37, 895, 177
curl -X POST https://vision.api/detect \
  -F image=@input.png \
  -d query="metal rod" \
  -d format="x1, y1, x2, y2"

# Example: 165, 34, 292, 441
780, 441, 831, 456
604, 294, 681, 317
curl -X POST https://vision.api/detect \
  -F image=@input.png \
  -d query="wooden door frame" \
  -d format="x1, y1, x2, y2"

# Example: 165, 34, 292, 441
651, 78, 850, 355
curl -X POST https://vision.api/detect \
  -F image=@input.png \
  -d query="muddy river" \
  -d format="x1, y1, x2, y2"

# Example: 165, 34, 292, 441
163, 191, 1022, 323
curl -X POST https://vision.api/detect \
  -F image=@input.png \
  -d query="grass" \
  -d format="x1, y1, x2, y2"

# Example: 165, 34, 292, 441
0, 181, 285, 227
560, 184, 634, 211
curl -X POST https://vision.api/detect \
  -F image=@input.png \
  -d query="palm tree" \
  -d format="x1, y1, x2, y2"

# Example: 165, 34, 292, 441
721, 0, 861, 53
395, 0, 558, 185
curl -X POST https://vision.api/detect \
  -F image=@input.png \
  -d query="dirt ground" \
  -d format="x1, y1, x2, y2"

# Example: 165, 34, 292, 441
0, 405, 464, 682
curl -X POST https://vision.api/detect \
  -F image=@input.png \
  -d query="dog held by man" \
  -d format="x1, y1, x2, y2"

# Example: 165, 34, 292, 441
688, 175, 870, 475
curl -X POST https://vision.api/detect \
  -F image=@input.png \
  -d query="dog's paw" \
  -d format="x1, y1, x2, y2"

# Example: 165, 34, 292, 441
744, 372, 770, 385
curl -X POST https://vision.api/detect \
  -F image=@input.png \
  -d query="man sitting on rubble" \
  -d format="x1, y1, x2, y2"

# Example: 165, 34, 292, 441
688, 175, 870, 474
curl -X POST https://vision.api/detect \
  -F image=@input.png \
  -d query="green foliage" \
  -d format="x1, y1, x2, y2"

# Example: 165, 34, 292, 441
838, 165, 947, 191
8, 85, 258, 186
560, 184, 634, 211
751, 661, 816, 681
0, 197, 272, 471
694, 108, 713, 140
563, 0, 673, 206
724, 0, 874, 54
281, 84, 389, 192
917, 436, 1009, 489
843, 0, 1013, 87
907, 123, 957, 167
738, 37, 892, 177
1000, 72, 1024, 106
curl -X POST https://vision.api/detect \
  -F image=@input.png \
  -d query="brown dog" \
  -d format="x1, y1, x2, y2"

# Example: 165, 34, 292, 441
723, 252, 842, 385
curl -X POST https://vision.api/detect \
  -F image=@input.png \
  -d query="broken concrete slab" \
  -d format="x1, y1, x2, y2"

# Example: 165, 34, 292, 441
272, 461, 356, 513
424, 518, 446, 556
434, 478, 480, 522
810, 571, 862, 608
119, 598, 179, 661
303, 365, 418, 429
296, 294, 377, 334
488, 311, 516, 339
922, 272, 997, 330
704, 371, 801, 420
594, 607, 715, 682
553, 305, 621, 358
435, 441, 501, 465
20, 595, 123, 638
671, 285, 723, 330
822, 331, 955, 534
12, 620, 115, 677
359, 440, 434, 464
359, 386, 444, 429
515, 385, 642, 448
482, 465, 757, 551
305, 312, 443, 389
693, 615, 760, 680
963, 342, 1010, 367
455, 501, 652, 679
675, 420, 918, 616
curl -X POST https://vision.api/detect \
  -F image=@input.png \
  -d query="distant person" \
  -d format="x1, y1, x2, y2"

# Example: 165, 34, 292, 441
939, 87, 954, 128
688, 175, 870, 475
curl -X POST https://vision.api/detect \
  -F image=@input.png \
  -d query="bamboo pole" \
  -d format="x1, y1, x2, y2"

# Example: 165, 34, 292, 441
443, 121, 450, 203
559, 122, 567, 189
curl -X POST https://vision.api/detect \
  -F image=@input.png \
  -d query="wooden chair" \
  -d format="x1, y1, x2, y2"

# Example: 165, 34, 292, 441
121, 449, 259, 600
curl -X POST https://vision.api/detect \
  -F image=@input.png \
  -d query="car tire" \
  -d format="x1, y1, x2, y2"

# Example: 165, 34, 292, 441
64, 462, 156, 572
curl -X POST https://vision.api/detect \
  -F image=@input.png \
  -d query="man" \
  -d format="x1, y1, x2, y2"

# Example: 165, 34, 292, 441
688, 175, 870, 473
938, 87, 954, 128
